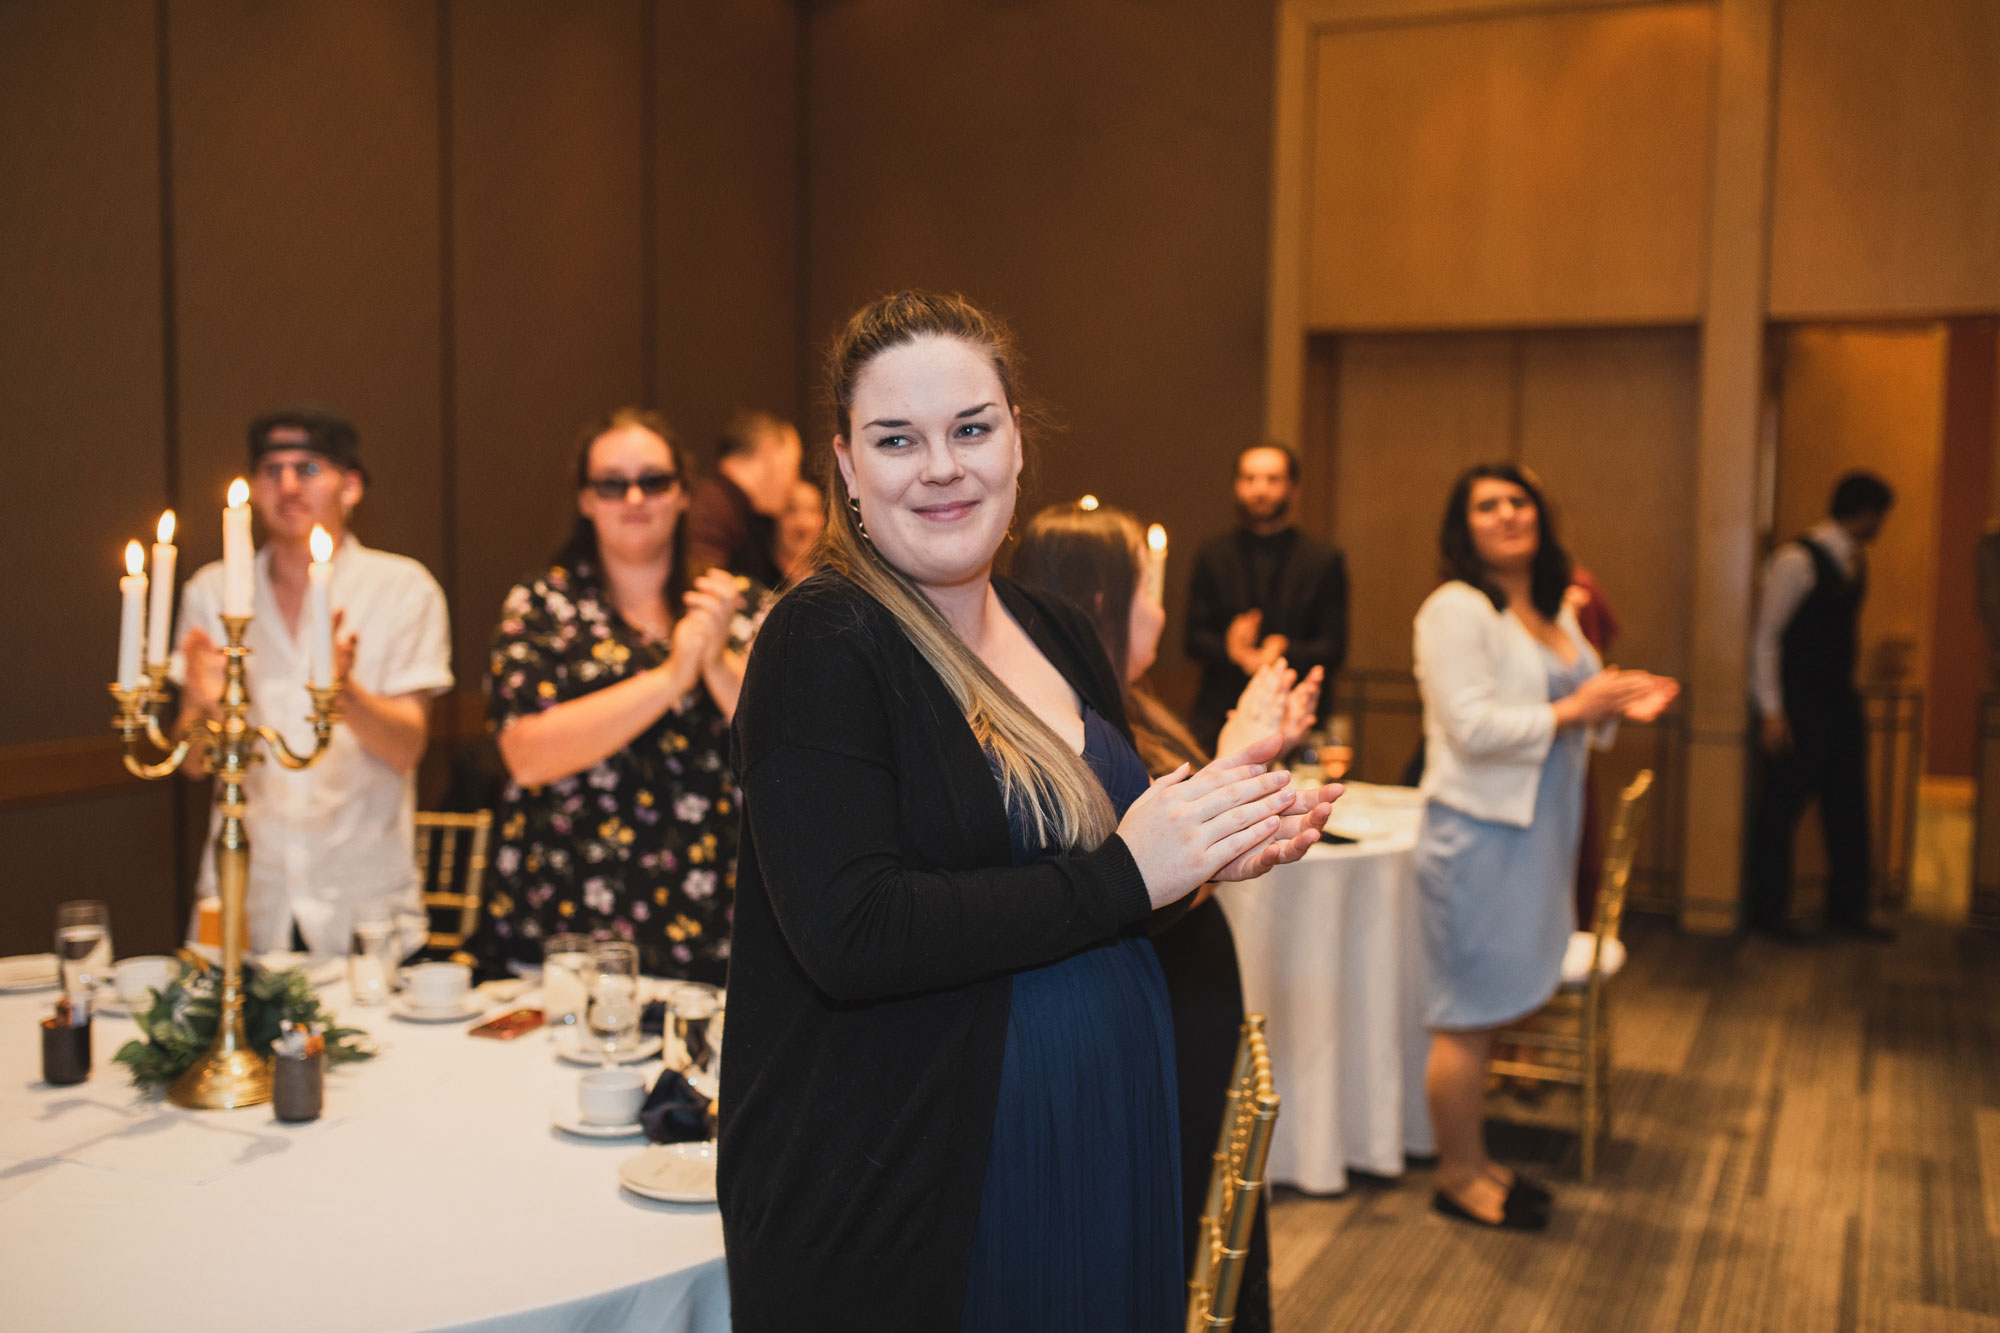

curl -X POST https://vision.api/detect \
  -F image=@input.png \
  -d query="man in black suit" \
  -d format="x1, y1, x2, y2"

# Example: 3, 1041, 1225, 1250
1184, 443, 1348, 747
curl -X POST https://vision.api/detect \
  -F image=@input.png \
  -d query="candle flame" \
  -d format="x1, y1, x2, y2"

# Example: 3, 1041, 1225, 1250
1079, 495, 1099, 511
1147, 524, 1167, 552
310, 525, 333, 563
227, 477, 249, 508
125, 540, 145, 576
157, 509, 176, 544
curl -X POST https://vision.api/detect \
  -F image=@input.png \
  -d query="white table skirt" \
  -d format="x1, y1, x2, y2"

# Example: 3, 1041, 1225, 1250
1218, 784, 1436, 1194
0, 977, 727, 1332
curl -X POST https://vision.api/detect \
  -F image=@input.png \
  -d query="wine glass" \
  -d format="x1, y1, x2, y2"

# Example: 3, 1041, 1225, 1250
348, 916, 395, 1006
1324, 715, 1354, 781
586, 941, 641, 1066
55, 900, 113, 999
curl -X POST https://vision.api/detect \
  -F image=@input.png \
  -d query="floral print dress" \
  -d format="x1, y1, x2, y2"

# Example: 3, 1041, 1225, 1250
476, 561, 738, 984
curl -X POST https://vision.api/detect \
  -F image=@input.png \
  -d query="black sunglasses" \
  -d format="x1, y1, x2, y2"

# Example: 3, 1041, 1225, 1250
584, 471, 680, 500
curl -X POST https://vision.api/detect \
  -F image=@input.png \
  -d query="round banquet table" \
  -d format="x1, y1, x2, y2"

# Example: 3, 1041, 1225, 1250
1216, 782, 1437, 1194
0, 975, 728, 1332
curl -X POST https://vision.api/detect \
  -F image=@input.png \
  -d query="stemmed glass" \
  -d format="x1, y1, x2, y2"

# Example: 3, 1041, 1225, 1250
55, 900, 113, 999
586, 941, 641, 1067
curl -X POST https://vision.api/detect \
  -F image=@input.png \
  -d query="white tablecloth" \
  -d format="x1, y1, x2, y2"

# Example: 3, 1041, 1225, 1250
0, 977, 728, 1332
1218, 783, 1436, 1194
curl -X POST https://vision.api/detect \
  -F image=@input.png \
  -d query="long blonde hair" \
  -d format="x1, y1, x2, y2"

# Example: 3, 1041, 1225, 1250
817, 292, 1116, 852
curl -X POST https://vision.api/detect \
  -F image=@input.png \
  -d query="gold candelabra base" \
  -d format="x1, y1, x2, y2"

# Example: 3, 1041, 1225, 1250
111, 614, 339, 1111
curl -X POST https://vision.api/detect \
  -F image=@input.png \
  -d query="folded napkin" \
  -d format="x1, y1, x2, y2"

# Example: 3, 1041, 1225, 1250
640, 1068, 713, 1144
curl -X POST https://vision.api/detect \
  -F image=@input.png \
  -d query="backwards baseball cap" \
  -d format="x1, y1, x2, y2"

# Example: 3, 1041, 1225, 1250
248, 404, 368, 482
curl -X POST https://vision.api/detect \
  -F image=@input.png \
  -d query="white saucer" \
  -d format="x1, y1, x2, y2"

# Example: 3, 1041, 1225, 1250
0, 954, 60, 993
618, 1141, 717, 1203
389, 995, 486, 1023
551, 1105, 647, 1139
554, 1031, 663, 1066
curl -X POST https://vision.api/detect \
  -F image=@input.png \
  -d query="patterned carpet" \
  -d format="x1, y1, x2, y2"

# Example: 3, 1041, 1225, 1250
1266, 919, 2000, 1331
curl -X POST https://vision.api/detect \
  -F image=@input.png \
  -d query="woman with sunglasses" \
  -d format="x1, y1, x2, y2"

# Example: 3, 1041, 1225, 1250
475, 407, 744, 982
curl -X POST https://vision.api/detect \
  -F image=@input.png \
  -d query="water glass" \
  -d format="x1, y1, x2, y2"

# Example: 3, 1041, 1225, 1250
586, 941, 641, 1061
540, 933, 591, 1034
667, 984, 721, 1073
55, 900, 113, 997
348, 916, 396, 1006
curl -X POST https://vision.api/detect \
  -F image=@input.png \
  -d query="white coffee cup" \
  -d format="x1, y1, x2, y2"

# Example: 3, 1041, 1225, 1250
578, 1069, 647, 1125
406, 961, 471, 1011
114, 955, 174, 1005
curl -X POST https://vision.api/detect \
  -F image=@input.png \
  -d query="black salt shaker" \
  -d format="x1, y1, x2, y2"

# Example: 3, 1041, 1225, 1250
272, 1049, 324, 1122
40, 1015, 91, 1086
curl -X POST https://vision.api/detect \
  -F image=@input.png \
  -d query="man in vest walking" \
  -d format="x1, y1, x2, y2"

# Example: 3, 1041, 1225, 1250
1748, 471, 1896, 940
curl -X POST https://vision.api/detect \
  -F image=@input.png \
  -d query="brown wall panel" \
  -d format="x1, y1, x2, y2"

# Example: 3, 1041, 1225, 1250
168, 1, 445, 585
0, 2, 165, 744
452, 0, 650, 677
1769, 0, 2000, 319
1519, 327, 1698, 680
1329, 333, 1515, 672
0, 787, 181, 960
804, 0, 1273, 703
656, 2, 803, 461
1307, 3, 1714, 330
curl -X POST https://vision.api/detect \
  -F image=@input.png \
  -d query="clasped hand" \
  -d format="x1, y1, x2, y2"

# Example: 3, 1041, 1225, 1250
1117, 732, 1340, 910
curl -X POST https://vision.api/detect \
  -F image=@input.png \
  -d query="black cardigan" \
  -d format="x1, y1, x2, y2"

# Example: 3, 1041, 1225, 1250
719, 570, 1154, 1332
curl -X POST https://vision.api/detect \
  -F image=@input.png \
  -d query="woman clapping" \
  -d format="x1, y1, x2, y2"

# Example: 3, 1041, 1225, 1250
720, 293, 1335, 1331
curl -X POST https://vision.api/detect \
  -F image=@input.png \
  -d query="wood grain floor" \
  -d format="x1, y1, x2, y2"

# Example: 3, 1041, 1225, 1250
1266, 920, 2000, 1331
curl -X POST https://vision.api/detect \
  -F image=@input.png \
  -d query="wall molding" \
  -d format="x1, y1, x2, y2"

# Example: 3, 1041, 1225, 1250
0, 737, 148, 809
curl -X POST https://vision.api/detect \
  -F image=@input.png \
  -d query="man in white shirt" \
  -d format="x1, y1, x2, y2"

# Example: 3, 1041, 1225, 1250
173, 405, 453, 956
1747, 471, 1894, 940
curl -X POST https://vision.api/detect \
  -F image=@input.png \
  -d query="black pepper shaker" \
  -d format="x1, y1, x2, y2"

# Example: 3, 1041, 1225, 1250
40, 996, 90, 1086
271, 1049, 324, 1122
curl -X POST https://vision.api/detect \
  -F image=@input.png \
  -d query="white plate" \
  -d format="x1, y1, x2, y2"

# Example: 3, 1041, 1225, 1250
554, 1031, 663, 1066
618, 1141, 717, 1203
0, 955, 60, 993
389, 995, 486, 1023
551, 1104, 647, 1139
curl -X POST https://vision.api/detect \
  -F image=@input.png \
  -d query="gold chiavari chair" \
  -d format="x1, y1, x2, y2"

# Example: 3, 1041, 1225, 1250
1489, 769, 1653, 1180
413, 810, 493, 955
1187, 1015, 1281, 1332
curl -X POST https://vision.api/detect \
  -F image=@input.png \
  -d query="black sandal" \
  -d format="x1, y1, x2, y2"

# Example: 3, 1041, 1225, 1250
1432, 1187, 1550, 1231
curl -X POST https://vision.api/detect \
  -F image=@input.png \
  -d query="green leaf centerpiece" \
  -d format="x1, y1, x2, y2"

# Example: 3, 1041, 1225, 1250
114, 955, 375, 1092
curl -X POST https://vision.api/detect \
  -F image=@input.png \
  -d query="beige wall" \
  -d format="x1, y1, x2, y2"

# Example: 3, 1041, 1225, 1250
0, 1, 803, 957
1307, 3, 1714, 330
1769, 0, 2000, 319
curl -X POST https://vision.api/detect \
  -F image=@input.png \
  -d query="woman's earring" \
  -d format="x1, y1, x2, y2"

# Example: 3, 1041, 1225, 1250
848, 495, 869, 541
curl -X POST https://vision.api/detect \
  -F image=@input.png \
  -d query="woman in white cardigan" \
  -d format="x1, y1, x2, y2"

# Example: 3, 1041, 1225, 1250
1413, 464, 1676, 1230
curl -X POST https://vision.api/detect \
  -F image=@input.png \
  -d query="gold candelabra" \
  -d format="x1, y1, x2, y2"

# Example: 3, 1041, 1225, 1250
110, 614, 340, 1109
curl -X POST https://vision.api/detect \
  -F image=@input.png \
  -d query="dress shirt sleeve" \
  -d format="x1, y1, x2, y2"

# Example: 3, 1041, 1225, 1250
1413, 588, 1556, 764
374, 568, 455, 698
737, 597, 1153, 1004
1183, 545, 1233, 667
1751, 545, 1811, 720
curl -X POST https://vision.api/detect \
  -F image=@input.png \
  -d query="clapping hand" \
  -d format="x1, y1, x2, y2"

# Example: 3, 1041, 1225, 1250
1619, 672, 1679, 724
1216, 659, 1324, 759
179, 627, 225, 720
1116, 733, 1340, 909
673, 569, 743, 668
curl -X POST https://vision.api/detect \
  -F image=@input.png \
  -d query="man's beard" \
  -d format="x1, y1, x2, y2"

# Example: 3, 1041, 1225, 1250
1237, 496, 1290, 527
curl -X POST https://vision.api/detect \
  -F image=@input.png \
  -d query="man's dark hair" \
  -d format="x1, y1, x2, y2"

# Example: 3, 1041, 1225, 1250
717, 409, 792, 462
1438, 461, 1573, 619
1829, 471, 1895, 521
1236, 442, 1301, 483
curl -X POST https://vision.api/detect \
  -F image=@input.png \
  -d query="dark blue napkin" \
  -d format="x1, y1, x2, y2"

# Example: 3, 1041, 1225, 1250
639, 1067, 713, 1143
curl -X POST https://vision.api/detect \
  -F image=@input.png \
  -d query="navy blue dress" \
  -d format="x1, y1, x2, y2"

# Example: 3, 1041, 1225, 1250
960, 708, 1184, 1331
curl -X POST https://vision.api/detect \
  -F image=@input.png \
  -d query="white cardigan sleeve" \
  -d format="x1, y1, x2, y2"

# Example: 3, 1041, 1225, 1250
1414, 587, 1557, 764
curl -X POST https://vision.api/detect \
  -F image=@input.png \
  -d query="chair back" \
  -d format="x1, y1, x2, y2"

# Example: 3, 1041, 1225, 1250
414, 810, 493, 953
1591, 770, 1653, 970
1187, 1015, 1281, 1332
